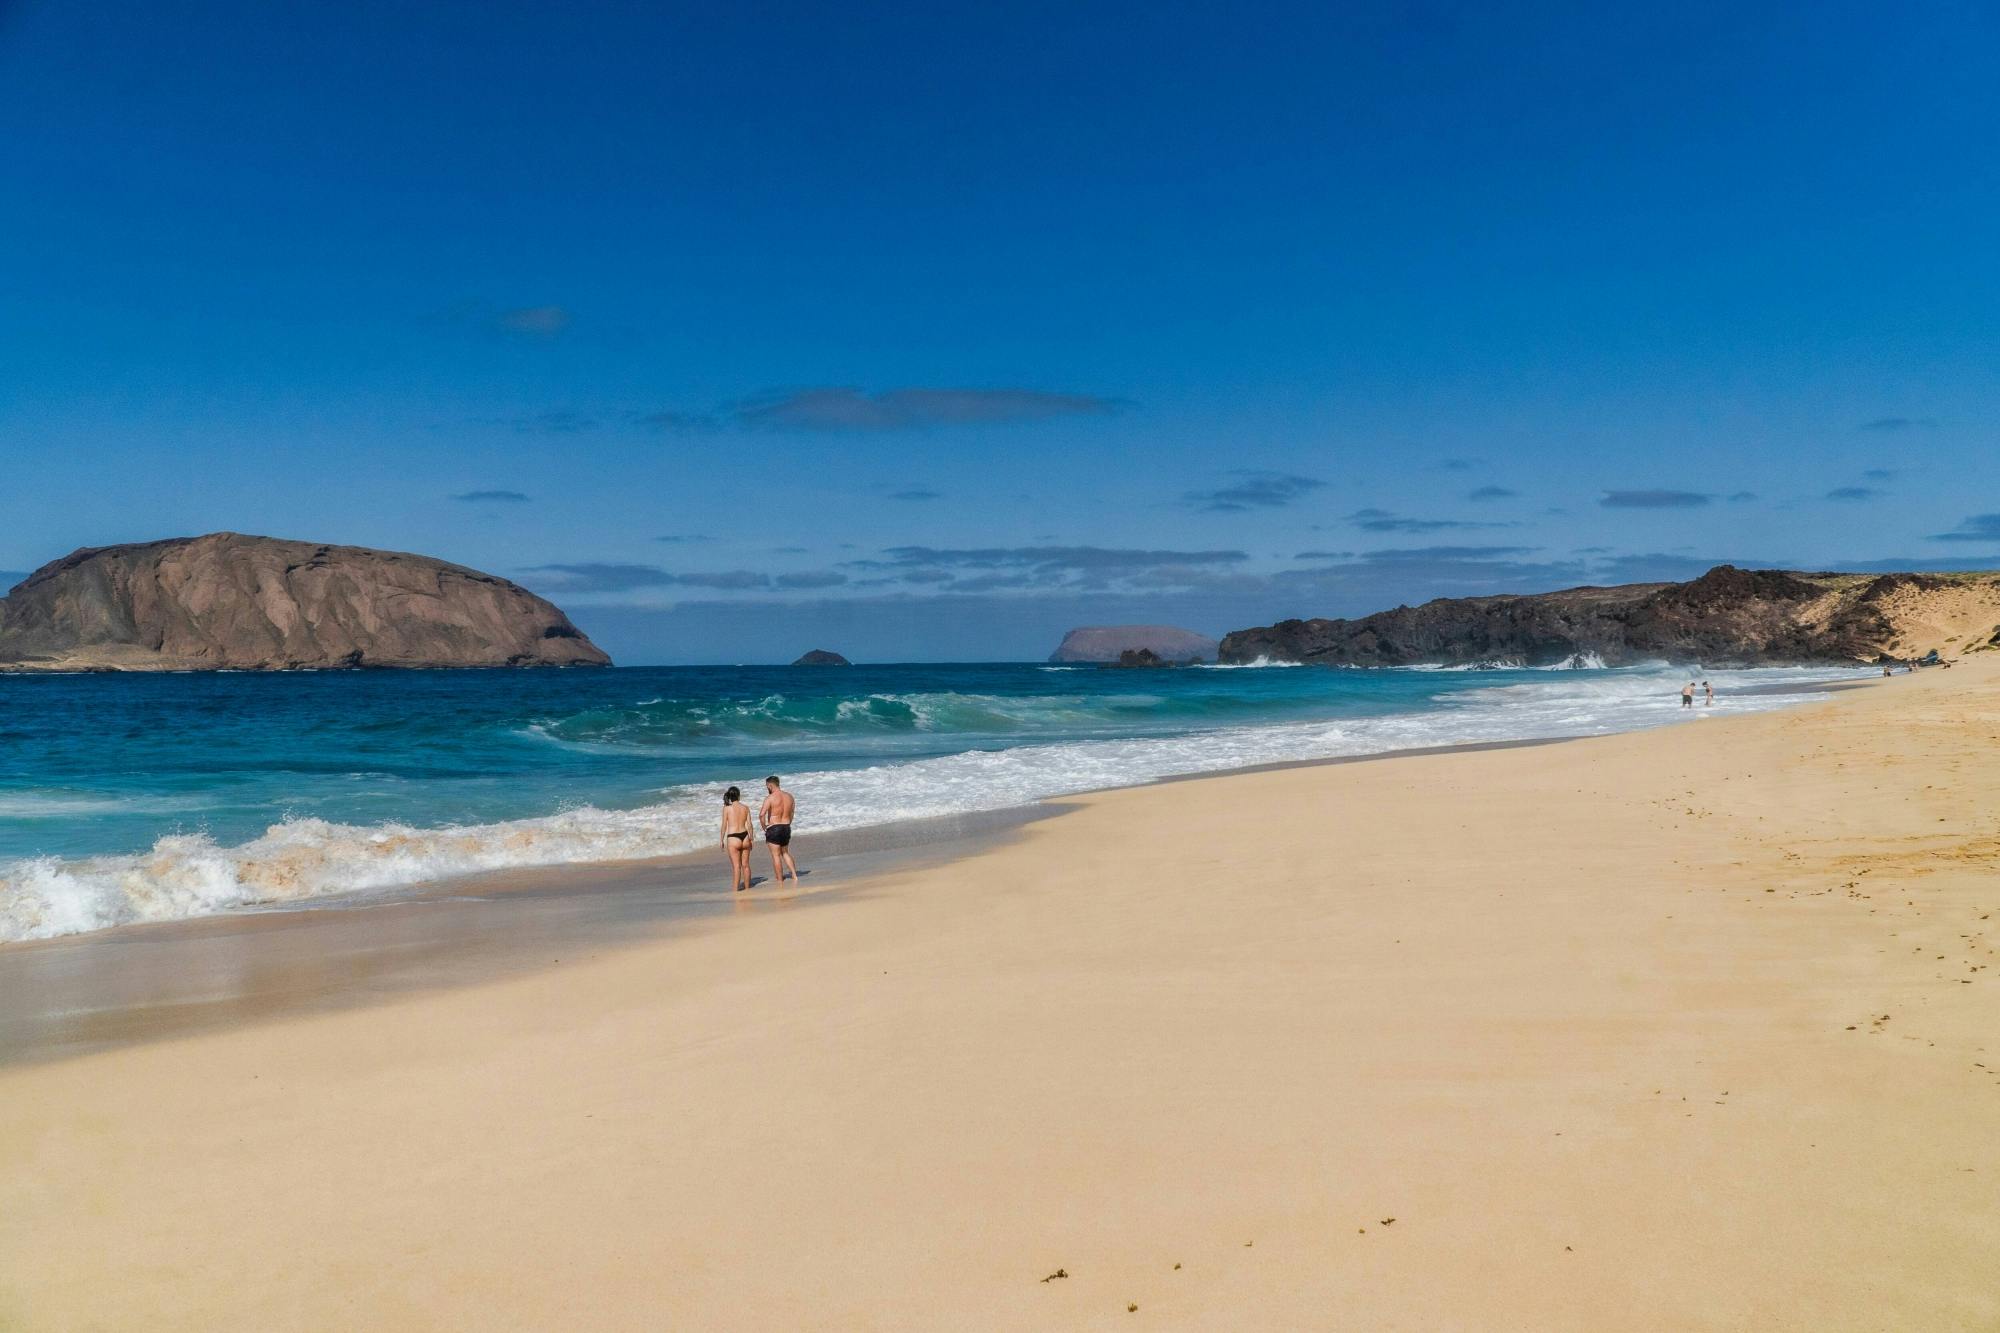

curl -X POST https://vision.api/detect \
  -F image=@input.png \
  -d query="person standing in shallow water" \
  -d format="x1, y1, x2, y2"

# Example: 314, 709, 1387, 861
1703, 680, 1714, 706
760, 775, 799, 886
1681, 682, 1696, 709
720, 786, 753, 892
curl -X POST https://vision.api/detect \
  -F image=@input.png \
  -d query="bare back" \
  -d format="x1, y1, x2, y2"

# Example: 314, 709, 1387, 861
761, 789, 795, 825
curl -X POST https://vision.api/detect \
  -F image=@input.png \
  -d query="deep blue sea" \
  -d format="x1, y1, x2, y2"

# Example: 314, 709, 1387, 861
0, 659, 1860, 941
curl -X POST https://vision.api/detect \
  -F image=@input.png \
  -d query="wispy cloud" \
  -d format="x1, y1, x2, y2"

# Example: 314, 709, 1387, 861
1858, 417, 1935, 432
870, 546, 1246, 573
631, 410, 718, 432
493, 305, 572, 336
1466, 485, 1516, 501
1861, 468, 1899, 482
1825, 486, 1882, 502
520, 563, 786, 594
733, 387, 1122, 431
653, 534, 713, 544
521, 563, 678, 592
1184, 471, 1326, 513
1358, 545, 1536, 561
1927, 513, 2000, 544
888, 489, 943, 502
839, 544, 1251, 595
1726, 491, 1759, 503
453, 490, 531, 503
775, 571, 848, 590
674, 570, 771, 590
1588, 553, 1744, 582
1599, 490, 1712, 509
474, 410, 598, 434
1344, 507, 1507, 533
1435, 458, 1481, 472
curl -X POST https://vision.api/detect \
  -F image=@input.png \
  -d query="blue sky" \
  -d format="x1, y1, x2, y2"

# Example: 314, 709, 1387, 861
2, 0, 1996, 662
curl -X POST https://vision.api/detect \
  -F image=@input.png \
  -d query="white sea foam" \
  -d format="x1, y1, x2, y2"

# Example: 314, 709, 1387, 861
1190, 656, 1303, 669
0, 664, 1863, 943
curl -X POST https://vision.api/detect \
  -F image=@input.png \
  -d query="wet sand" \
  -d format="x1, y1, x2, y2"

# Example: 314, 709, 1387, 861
0, 737, 1569, 1066
2, 662, 1996, 1329
0, 805, 1057, 1065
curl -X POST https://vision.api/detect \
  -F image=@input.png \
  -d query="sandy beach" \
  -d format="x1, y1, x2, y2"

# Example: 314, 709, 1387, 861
3, 662, 1996, 1331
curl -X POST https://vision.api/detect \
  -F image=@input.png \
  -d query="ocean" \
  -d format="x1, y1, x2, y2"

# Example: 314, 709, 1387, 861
0, 659, 1862, 942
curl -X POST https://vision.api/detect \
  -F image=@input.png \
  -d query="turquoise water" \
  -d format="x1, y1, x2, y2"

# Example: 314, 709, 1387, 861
0, 660, 1859, 940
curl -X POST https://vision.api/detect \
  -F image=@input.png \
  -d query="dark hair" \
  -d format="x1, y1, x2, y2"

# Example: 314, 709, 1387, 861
765, 775, 781, 787
724, 786, 740, 803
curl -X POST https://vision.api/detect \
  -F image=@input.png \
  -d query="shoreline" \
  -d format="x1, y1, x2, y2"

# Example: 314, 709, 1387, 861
0, 659, 1992, 1328
0, 732, 1604, 1067
0, 664, 1886, 1066
3, 660, 1872, 948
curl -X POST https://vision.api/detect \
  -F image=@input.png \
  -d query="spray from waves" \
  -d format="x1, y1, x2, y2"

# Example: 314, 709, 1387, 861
0, 664, 1863, 943
1189, 656, 1302, 669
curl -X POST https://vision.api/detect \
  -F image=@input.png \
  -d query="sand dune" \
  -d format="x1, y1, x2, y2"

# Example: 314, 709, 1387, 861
2, 662, 1996, 1329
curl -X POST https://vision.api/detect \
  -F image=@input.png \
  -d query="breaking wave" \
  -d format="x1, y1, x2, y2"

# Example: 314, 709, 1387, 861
0, 664, 1861, 943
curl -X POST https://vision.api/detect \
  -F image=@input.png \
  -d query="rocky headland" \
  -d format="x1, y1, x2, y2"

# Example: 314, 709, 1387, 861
0, 533, 611, 671
791, 649, 851, 665
1219, 565, 2000, 668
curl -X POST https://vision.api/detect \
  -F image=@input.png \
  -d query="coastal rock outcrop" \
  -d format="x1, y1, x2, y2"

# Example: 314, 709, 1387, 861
0, 533, 612, 671
1219, 565, 2000, 668
791, 649, 851, 665
1049, 625, 1217, 664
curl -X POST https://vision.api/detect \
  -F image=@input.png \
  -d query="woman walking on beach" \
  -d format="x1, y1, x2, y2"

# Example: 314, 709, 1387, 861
721, 786, 753, 892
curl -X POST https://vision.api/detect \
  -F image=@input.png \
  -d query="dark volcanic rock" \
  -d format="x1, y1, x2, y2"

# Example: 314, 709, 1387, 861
1219, 565, 1941, 668
791, 649, 851, 666
0, 533, 611, 671
1112, 648, 1167, 668
1049, 625, 1217, 664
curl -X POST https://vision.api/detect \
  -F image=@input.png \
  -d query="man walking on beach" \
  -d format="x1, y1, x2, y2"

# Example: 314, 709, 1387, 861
1681, 682, 1695, 708
760, 775, 799, 886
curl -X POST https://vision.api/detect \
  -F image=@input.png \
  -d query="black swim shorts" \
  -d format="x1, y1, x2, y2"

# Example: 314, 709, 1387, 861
765, 823, 791, 847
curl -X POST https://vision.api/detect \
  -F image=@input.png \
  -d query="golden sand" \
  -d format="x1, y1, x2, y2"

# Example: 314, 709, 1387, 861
3, 661, 1996, 1330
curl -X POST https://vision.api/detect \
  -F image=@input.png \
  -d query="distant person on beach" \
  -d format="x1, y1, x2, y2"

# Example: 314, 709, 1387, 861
1703, 680, 1713, 706
760, 775, 799, 886
721, 786, 753, 892
1681, 682, 1695, 708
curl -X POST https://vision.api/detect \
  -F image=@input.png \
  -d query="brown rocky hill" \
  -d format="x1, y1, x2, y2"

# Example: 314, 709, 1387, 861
0, 533, 611, 671
1219, 566, 2000, 668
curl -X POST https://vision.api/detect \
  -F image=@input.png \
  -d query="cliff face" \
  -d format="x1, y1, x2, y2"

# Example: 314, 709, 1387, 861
1049, 625, 1218, 664
0, 533, 611, 671
1219, 566, 2000, 668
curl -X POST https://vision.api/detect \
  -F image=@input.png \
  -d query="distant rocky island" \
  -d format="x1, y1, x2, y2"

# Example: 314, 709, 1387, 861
1220, 566, 2000, 668
791, 649, 851, 665
0, 533, 611, 672
1049, 625, 1217, 664
1109, 648, 1177, 668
